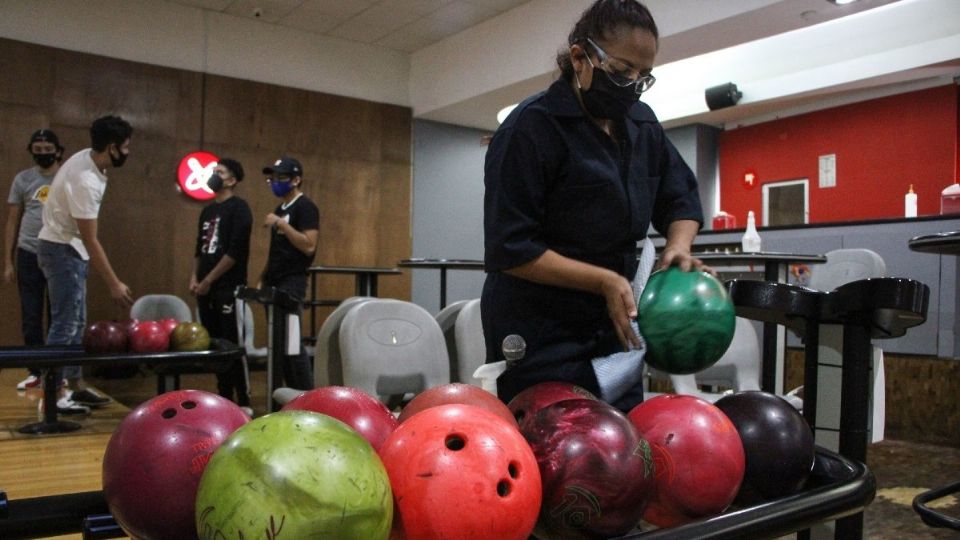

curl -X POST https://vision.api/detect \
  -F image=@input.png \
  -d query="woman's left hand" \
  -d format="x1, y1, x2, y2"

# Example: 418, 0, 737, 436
657, 245, 715, 276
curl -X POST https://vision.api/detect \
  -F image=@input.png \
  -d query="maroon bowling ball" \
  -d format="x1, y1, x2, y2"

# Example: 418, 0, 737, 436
507, 381, 598, 426
398, 382, 518, 428
628, 394, 745, 527
83, 321, 128, 354
521, 398, 655, 540
103, 390, 249, 540
281, 385, 399, 452
714, 391, 815, 504
129, 320, 169, 353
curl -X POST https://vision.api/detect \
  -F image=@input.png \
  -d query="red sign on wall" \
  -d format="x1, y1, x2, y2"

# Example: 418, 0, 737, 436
177, 151, 219, 201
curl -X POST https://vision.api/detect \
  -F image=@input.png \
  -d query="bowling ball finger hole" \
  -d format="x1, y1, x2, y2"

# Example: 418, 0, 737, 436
161, 408, 177, 419
508, 461, 519, 479
497, 479, 511, 497
181, 400, 197, 410
444, 434, 466, 451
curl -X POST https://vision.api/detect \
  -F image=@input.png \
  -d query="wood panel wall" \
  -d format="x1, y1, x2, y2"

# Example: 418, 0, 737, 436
0, 38, 412, 347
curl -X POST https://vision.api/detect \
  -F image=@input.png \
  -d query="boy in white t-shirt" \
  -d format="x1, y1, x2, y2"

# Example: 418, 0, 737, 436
37, 115, 134, 414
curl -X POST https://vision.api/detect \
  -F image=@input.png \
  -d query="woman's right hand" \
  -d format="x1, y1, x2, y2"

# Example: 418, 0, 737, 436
599, 271, 641, 351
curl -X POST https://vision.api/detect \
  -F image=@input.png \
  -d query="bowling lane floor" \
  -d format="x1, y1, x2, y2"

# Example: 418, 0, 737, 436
0, 366, 958, 539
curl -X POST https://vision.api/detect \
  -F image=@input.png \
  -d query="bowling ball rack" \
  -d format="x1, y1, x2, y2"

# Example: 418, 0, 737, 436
0, 340, 244, 435
0, 446, 872, 539
913, 481, 960, 530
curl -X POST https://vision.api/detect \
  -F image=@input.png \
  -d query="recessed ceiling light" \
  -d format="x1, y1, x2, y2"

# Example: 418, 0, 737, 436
827, 0, 860, 5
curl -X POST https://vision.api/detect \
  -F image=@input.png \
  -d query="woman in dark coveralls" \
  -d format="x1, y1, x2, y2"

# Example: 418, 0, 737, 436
482, 0, 707, 412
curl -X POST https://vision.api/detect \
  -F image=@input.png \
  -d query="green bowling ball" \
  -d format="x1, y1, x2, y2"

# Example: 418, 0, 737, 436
636, 267, 735, 375
195, 410, 393, 540
170, 322, 210, 352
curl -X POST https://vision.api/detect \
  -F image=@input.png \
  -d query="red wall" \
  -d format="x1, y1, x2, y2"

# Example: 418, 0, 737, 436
719, 85, 959, 225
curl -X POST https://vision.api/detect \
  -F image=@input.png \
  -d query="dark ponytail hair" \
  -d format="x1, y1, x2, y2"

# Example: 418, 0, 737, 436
556, 0, 659, 82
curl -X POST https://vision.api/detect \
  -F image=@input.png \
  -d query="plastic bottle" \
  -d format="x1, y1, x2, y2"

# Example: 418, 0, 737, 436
741, 211, 762, 252
904, 185, 917, 218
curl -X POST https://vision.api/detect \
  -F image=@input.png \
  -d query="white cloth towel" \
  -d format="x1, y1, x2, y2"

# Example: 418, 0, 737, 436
591, 237, 657, 404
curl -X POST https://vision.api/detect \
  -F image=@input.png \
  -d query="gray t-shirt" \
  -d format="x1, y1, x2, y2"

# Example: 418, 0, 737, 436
7, 167, 55, 254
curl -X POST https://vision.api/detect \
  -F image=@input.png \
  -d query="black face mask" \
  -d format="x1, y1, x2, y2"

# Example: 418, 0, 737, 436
207, 173, 224, 193
580, 68, 639, 120
32, 153, 57, 169
110, 147, 128, 168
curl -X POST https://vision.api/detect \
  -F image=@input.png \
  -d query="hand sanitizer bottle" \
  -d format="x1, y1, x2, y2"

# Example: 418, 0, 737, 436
741, 211, 762, 252
904, 185, 917, 218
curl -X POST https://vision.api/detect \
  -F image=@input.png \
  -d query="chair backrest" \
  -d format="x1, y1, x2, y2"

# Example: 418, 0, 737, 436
808, 249, 886, 292
453, 299, 486, 385
339, 299, 450, 402
314, 296, 374, 388
435, 300, 471, 381
692, 316, 761, 392
241, 303, 267, 359
130, 294, 193, 322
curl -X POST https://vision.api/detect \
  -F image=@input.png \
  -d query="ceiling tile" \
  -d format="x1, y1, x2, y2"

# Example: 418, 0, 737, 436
288, 0, 380, 21
166, 0, 235, 10
416, 1, 499, 37
372, 0, 456, 16
461, 0, 529, 13
376, 27, 440, 52
224, 0, 302, 23
327, 7, 421, 43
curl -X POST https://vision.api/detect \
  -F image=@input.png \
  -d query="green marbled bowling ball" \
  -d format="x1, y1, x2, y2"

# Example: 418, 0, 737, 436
636, 267, 735, 375
195, 410, 393, 540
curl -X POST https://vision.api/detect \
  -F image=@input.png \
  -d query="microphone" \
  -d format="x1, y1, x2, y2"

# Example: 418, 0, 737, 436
502, 334, 526, 368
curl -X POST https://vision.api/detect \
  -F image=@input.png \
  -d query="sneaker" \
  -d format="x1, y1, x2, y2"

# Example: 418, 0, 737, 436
17, 374, 40, 390
240, 406, 254, 417
55, 396, 91, 415
70, 388, 112, 408
17, 375, 68, 391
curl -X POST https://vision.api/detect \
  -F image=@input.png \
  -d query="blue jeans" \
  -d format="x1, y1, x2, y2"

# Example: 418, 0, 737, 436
37, 240, 87, 380
17, 248, 49, 376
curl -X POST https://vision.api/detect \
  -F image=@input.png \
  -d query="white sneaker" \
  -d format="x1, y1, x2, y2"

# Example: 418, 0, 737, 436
54, 396, 90, 415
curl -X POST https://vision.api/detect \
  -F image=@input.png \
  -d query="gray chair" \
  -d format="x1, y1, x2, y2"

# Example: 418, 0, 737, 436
339, 299, 450, 403
808, 248, 886, 292
130, 294, 192, 322
313, 296, 374, 388
453, 299, 486, 386
435, 299, 470, 383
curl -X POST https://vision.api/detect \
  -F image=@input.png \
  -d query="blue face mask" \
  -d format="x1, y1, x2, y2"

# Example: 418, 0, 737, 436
270, 180, 294, 198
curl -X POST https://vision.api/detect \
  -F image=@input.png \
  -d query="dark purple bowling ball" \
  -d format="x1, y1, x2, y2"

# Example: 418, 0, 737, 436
83, 321, 128, 353
714, 390, 815, 504
520, 398, 655, 540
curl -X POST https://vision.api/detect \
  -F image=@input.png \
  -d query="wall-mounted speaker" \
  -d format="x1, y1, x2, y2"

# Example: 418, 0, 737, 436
705, 82, 743, 111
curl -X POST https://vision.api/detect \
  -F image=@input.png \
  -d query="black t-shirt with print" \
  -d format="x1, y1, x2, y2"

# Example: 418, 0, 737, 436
264, 194, 320, 285
195, 196, 253, 290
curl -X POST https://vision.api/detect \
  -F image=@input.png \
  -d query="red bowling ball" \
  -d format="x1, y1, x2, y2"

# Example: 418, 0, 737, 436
628, 394, 745, 527
282, 385, 399, 452
83, 321, 128, 354
715, 390, 815, 504
398, 382, 517, 428
507, 381, 598, 425
102, 390, 249, 540
128, 320, 169, 353
158, 317, 180, 339
522, 398, 655, 540
380, 404, 541, 540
